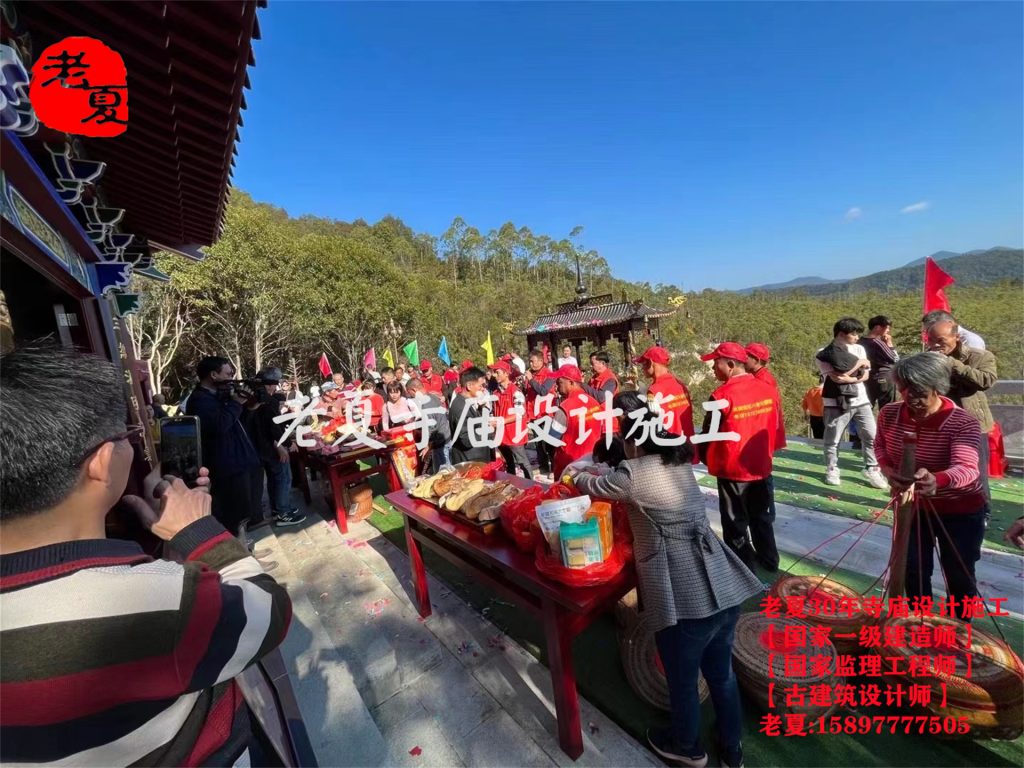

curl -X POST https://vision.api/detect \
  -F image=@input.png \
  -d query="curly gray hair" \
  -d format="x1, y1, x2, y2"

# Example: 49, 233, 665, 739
890, 352, 951, 396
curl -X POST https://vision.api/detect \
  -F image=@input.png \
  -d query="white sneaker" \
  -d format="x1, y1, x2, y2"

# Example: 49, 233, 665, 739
825, 469, 841, 486
863, 468, 888, 490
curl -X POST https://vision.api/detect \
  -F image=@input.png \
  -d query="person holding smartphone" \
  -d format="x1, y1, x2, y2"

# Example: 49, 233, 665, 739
184, 356, 263, 536
0, 343, 291, 766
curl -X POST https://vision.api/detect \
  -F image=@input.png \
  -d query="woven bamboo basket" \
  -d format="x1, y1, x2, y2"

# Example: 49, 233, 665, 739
616, 591, 708, 711
769, 574, 875, 656
732, 612, 843, 719
874, 614, 1023, 740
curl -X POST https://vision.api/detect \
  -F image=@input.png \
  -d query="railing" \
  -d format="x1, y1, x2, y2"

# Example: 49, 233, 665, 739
990, 380, 1023, 468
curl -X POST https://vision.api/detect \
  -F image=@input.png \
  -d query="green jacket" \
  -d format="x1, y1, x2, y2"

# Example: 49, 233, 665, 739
947, 344, 997, 433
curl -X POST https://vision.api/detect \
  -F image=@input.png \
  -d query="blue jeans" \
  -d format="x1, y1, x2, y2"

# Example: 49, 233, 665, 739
263, 458, 293, 513
655, 605, 744, 756
430, 444, 451, 474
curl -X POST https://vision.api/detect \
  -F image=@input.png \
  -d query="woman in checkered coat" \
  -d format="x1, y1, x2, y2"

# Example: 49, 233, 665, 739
571, 392, 764, 768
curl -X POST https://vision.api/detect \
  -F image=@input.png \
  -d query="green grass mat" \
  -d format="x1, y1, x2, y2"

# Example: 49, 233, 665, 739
361, 468, 1022, 767
696, 442, 1024, 554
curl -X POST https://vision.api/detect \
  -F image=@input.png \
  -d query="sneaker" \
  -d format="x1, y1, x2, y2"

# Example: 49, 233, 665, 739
273, 507, 299, 521
863, 468, 888, 490
824, 468, 841, 486
273, 511, 306, 527
719, 742, 744, 768
646, 728, 708, 768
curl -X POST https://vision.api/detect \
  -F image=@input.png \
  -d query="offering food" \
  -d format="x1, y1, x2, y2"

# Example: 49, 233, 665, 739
409, 464, 523, 530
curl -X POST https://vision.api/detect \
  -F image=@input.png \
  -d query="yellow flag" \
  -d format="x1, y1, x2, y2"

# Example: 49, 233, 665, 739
481, 331, 494, 366
382, 348, 395, 368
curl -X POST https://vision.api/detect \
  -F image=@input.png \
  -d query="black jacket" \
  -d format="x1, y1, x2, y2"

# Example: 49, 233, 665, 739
448, 393, 492, 463
184, 386, 260, 477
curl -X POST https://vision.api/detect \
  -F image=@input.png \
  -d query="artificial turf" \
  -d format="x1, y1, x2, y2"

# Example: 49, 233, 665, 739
360, 463, 1023, 767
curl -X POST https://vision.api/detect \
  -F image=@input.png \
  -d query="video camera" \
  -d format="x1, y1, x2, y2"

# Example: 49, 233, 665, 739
217, 378, 264, 400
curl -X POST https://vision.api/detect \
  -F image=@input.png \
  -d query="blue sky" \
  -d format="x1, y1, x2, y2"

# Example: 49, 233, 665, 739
234, 1, 1023, 291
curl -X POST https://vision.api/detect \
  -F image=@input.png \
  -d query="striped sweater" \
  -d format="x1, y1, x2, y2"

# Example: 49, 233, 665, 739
0, 516, 292, 766
874, 397, 986, 515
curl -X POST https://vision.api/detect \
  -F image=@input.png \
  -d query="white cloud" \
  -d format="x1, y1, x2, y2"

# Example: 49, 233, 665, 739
900, 201, 930, 214
844, 207, 862, 221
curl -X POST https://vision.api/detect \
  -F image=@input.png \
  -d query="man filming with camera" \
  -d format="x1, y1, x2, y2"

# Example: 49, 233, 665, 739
184, 356, 263, 536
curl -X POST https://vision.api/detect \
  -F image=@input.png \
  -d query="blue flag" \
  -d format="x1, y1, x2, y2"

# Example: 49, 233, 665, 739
437, 336, 451, 366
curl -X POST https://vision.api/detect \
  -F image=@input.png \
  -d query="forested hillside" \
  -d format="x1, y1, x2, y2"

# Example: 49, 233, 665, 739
129, 192, 1023, 434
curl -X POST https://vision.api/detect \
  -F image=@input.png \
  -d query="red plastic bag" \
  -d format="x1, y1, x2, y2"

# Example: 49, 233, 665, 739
500, 486, 545, 552
481, 458, 509, 481
534, 539, 630, 587
544, 482, 578, 500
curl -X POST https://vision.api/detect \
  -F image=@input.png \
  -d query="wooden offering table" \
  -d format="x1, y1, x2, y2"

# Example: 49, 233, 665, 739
385, 476, 635, 760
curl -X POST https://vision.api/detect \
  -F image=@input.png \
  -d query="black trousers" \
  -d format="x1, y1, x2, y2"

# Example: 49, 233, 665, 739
499, 444, 533, 478
211, 467, 263, 536
906, 507, 987, 621
534, 440, 555, 473
809, 416, 825, 439
717, 478, 779, 572
867, 379, 897, 409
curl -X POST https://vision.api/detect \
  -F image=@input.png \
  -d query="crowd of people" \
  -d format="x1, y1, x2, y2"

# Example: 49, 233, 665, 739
1, 302, 1010, 767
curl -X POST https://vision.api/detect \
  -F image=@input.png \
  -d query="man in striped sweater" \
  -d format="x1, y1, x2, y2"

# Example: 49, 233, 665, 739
874, 352, 986, 621
0, 344, 292, 766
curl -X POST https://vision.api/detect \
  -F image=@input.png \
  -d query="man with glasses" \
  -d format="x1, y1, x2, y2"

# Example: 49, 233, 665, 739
0, 343, 291, 766
184, 356, 263, 535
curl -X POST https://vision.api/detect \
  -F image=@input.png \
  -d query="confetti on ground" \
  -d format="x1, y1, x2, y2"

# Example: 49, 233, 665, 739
589, 722, 600, 735
409, 746, 422, 757
363, 598, 390, 618
827, 495, 839, 501
326, 519, 337, 528
416, 615, 427, 623
456, 641, 474, 656
487, 635, 508, 652
345, 539, 368, 549
319, 592, 329, 600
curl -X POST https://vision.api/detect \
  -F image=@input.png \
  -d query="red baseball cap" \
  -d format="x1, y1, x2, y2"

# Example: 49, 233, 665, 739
442, 369, 459, 383
745, 343, 771, 362
633, 346, 670, 366
419, 359, 432, 371
460, 359, 474, 372
489, 360, 512, 373
554, 364, 583, 383
700, 342, 748, 362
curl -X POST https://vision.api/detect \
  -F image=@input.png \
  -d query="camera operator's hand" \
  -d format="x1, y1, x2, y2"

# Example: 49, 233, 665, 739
122, 465, 212, 540
276, 445, 289, 464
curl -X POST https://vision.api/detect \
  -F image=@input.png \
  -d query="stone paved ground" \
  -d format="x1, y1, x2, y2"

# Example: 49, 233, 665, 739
252, 503, 659, 768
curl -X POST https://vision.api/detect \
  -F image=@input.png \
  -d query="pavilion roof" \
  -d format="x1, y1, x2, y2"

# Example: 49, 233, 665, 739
14, 0, 262, 251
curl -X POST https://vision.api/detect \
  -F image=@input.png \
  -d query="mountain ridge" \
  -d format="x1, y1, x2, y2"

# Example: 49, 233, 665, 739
738, 247, 1021, 295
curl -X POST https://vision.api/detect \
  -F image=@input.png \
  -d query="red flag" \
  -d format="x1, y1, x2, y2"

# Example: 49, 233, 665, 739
923, 257, 955, 314
318, 353, 332, 378
363, 347, 377, 371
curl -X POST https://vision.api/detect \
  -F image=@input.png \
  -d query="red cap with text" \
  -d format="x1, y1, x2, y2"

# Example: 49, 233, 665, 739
745, 343, 771, 362
554, 364, 584, 383
489, 360, 512, 373
633, 346, 670, 365
419, 359, 432, 371
700, 342, 748, 362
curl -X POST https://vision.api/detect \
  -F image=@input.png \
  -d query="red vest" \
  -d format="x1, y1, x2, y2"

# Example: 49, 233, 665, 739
525, 369, 554, 420
647, 373, 694, 437
752, 366, 786, 451
420, 373, 444, 398
589, 368, 619, 396
704, 374, 779, 481
494, 385, 528, 446
553, 389, 603, 478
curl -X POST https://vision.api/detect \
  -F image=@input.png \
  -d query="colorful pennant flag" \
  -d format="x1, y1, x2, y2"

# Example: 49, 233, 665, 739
481, 332, 494, 366
318, 352, 333, 378
363, 347, 377, 371
402, 340, 420, 366
437, 336, 451, 366
382, 348, 395, 369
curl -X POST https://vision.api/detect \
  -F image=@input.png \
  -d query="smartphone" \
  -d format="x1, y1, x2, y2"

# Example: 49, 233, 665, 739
159, 416, 202, 485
